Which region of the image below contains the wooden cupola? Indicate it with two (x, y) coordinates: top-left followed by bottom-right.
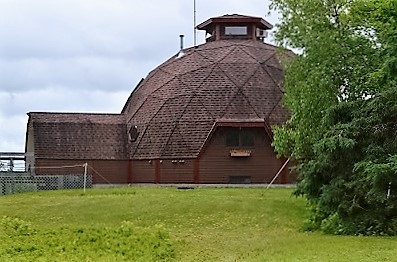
(196, 14), (273, 42)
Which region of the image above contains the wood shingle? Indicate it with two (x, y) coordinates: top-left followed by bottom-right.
(123, 39), (291, 159)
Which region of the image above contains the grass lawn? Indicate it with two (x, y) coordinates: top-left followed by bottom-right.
(0, 186), (396, 261)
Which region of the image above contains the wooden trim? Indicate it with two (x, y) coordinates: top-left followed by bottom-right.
(230, 149), (252, 157)
(279, 157), (288, 184)
(263, 120), (274, 142)
(127, 160), (133, 183)
(155, 159), (161, 184)
(194, 158), (200, 184)
(216, 122), (265, 128)
(215, 24), (221, 41)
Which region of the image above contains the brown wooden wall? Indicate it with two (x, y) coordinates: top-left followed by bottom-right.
(130, 160), (155, 183)
(198, 127), (289, 183)
(34, 159), (129, 184)
(131, 159), (195, 183)
(33, 128), (296, 184)
(158, 160), (194, 183)
(130, 127), (295, 184)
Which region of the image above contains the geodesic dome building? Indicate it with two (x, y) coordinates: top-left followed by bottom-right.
(26, 14), (294, 184)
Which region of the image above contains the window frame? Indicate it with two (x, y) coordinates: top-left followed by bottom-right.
(225, 127), (255, 148)
(224, 26), (248, 36)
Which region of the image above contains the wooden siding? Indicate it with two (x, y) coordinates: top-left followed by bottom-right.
(89, 160), (129, 184)
(32, 131), (296, 184)
(131, 159), (195, 183)
(131, 160), (156, 183)
(199, 127), (284, 183)
(34, 159), (129, 184)
(158, 160), (194, 183)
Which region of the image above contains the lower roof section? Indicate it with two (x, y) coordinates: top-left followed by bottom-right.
(27, 112), (128, 160)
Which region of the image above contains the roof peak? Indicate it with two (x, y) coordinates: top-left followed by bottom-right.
(215, 14), (262, 19)
(197, 13), (272, 29)
(196, 14), (272, 43)
(28, 112), (122, 116)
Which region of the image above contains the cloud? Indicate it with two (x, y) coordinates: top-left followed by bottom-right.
(0, 0), (191, 93)
(0, 56), (152, 92)
(0, 88), (129, 151)
(0, 0), (188, 59)
(0, 88), (129, 116)
(0, 112), (27, 151)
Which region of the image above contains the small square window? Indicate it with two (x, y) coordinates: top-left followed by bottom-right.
(226, 128), (239, 147)
(241, 131), (254, 147)
(225, 128), (254, 148)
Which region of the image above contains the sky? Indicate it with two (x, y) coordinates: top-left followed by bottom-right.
(0, 0), (279, 153)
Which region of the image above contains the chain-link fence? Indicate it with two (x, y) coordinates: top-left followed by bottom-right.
(0, 173), (92, 196)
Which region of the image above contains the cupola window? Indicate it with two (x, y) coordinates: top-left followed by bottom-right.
(224, 26), (247, 36)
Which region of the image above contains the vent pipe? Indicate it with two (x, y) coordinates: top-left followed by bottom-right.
(176, 34), (185, 58)
(179, 34), (184, 50)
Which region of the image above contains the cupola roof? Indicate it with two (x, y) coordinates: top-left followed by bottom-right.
(196, 14), (273, 31)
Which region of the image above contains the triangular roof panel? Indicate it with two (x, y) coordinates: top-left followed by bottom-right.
(122, 39), (291, 159)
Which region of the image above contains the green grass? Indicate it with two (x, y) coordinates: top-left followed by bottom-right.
(0, 187), (396, 261)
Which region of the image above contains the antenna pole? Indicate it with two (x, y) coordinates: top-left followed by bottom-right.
(193, 0), (197, 46)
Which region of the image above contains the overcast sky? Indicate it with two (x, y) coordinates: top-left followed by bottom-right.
(0, 0), (279, 152)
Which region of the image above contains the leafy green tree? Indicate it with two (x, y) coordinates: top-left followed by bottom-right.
(271, 0), (397, 235)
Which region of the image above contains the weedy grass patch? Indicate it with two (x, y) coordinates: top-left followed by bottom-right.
(0, 187), (396, 261)
(0, 216), (174, 262)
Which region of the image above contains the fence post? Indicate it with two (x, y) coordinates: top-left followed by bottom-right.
(83, 163), (88, 193)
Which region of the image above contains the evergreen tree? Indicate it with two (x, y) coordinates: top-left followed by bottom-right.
(271, 0), (397, 235)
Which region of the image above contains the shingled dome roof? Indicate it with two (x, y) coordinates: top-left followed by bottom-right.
(122, 38), (291, 160)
